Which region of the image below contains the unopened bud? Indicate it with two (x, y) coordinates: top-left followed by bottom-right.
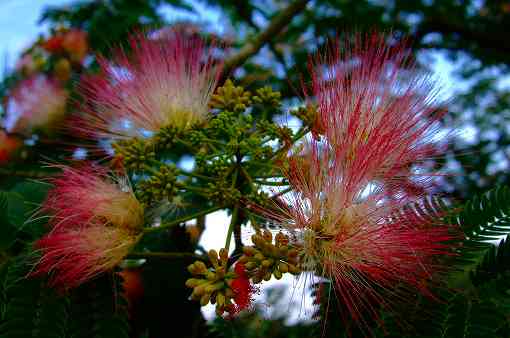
(263, 271), (272, 281)
(185, 278), (202, 288)
(261, 259), (274, 268)
(275, 232), (289, 246)
(216, 292), (225, 307)
(200, 293), (211, 306)
(219, 248), (228, 262)
(262, 229), (272, 242)
(242, 246), (258, 256)
(245, 261), (257, 270)
(278, 262), (289, 273)
(288, 264), (300, 274)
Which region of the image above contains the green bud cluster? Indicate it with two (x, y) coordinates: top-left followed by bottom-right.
(137, 164), (179, 205)
(188, 129), (207, 146)
(195, 155), (231, 177)
(185, 249), (239, 316)
(206, 179), (241, 205)
(239, 230), (300, 282)
(252, 86), (281, 108)
(210, 79), (252, 112)
(112, 138), (155, 171)
(152, 125), (179, 150)
(207, 111), (236, 137)
(245, 191), (272, 208)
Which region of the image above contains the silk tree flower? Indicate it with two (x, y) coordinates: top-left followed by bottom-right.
(3, 75), (68, 135)
(275, 140), (457, 330)
(33, 226), (140, 289)
(32, 164), (144, 289)
(75, 30), (222, 141)
(261, 34), (458, 329)
(308, 34), (446, 195)
(41, 164), (144, 232)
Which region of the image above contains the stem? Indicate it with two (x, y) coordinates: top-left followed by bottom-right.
(222, 0), (310, 77)
(178, 169), (214, 181)
(143, 205), (222, 234)
(0, 167), (52, 178)
(240, 166), (255, 186)
(225, 204), (239, 252)
(175, 137), (194, 149)
(255, 179), (289, 186)
(128, 252), (205, 260)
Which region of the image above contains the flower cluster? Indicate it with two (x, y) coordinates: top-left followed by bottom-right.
(75, 30), (222, 141)
(264, 33), (458, 328)
(186, 249), (257, 316)
(1, 27), (88, 137)
(3, 75), (68, 135)
(32, 164), (144, 289)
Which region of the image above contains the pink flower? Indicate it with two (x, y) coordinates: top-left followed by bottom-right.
(33, 226), (140, 289)
(42, 164), (144, 232)
(3, 75), (68, 135)
(279, 141), (457, 330)
(75, 30), (222, 141)
(32, 164), (144, 288)
(309, 34), (445, 192)
(265, 34), (458, 330)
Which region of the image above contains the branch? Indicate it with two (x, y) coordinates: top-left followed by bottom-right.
(0, 167), (52, 178)
(222, 0), (310, 77)
(128, 251), (205, 261)
(143, 205), (223, 234)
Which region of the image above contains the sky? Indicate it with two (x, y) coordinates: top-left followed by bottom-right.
(0, 0), (463, 324)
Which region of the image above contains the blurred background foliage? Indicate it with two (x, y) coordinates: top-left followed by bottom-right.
(0, 0), (510, 337)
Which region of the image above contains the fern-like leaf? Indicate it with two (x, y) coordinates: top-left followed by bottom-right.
(0, 255), (68, 338)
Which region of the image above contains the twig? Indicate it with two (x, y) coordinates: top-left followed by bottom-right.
(0, 167), (52, 178)
(222, 0), (310, 77)
(128, 251), (205, 261)
(143, 205), (223, 234)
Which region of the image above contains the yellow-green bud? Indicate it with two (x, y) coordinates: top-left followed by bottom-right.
(278, 262), (289, 273)
(262, 259), (274, 268)
(216, 292), (225, 307)
(200, 293), (211, 306)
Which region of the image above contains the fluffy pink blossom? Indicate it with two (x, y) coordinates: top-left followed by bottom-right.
(33, 226), (140, 289)
(41, 164), (144, 232)
(3, 75), (68, 135)
(309, 34), (446, 195)
(75, 30), (222, 141)
(265, 34), (458, 330)
(32, 164), (144, 288)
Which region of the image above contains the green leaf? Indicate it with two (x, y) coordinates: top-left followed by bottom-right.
(67, 274), (129, 338)
(0, 255), (69, 338)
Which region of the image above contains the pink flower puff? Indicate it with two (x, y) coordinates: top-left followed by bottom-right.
(32, 164), (144, 289)
(265, 33), (459, 330)
(3, 75), (68, 135)
(75, 30), (222, 141)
